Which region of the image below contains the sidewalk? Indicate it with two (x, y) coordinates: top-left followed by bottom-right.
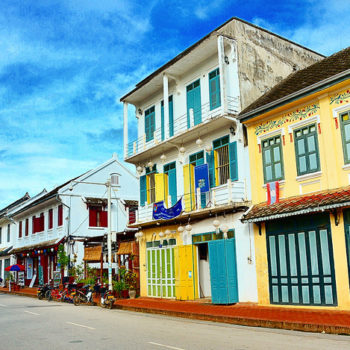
(2, 287), (350, 335)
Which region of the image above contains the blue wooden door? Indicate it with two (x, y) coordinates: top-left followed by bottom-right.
(208, 238), (239, 304)
(167, 168), (177, 206)
(187, 80), (201, 128)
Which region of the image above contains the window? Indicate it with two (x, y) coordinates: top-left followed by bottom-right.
(25, 219), (29, 236)
(7, 224), (10, 242)
(89, 206), (108, 227)
(340, 110), (350, 164)
(0, 227), (2, 243)
(32, 216), (35, 234)
(145, 106), (155, 142)
(294, 124), (320, 176)
(146, 165), (156, 204)
(213, 136), (230, 185)
(48, 209), (53, 229)
(209, 68), (221, 110)
(262, 136), (284, 183)
(58, 205), (63, 226)
(189, 151), (204, 164)
(19, 221), (22, 238)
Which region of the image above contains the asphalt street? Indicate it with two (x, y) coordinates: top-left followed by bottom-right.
(0, 293), (349, 350)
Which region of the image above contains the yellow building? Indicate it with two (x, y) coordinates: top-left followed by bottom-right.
(239, 47), (350, 309)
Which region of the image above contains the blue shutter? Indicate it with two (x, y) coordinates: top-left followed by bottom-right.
(206, 151), (215, 188)
(229, 141), (238, 181)
(209, 69), (221, 110)
(169, 97), (174, 137)
(140, 175), (147, 207)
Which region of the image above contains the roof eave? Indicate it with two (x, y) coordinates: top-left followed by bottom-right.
(239, 69), (350, 123)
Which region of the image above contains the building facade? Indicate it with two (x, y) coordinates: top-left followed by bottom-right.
(6, 155), (138, 286)
(240, 47), (350, 309)
(121, 18), (323, 303)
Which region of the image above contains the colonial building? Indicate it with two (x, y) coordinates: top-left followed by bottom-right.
(7, 155), (138, 286)
(121, 17), (323, 303)
(0, 193), (30, 285)
(239, 47), (350, 309)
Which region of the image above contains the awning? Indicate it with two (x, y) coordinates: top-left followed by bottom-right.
(10, 238), (62, 254)
(241, 186), (350, 223)
(84, 246), (102, 262)
(0, 246), (12, 257)
(117, 242), (132, 255)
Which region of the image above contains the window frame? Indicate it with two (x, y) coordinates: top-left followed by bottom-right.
(294, 123), (320, 176)
(262, 135), (284, 183)
(339, 110), (350, 164)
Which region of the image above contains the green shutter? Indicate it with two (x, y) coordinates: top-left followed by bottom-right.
(340, 111), (350, 164)
(169, 96), (174, 137)
(206, 151), (215, 188)
(145, 106), (155, 142)
(229, 141), (238, 181)
(140, 175), (147, 206)
(209, 68), (221, 110)
(161, 102), (165, 141)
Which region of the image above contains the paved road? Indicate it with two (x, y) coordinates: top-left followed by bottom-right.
(0, 294), (349, 350)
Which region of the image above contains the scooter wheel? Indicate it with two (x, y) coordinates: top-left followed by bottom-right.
(73, 295), (80, 306)
(38, 294), (43, 300)
(108, 300), (113, 309)
(45, 290), (52, 301)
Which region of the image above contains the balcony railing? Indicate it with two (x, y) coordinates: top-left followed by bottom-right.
(131, 179), (247, 225)
(127, 96), (240, 158)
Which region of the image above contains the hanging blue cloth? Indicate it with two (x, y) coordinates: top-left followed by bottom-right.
(153, 198), (183, 220)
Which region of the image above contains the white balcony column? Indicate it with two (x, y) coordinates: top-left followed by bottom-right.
(163, 73), (169, 139)
(217, 35), (228, 114)
(123, 102), (128, 159)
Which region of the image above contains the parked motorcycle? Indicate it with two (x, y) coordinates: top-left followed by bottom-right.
(73, 285), (94, 306)
(100, 287), (115, 309)
(37, 284), (51, 300)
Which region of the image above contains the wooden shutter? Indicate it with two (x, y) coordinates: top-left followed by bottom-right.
(140, 175), (147, 207)
(229, 141), (238, 181)
(32, 216), (36, 234)
(161, 102), (165, 141)
(206, 151), (216, 188)
(25, 219), (29, 236)
(89, 208), (97, 227)
(19, 221), (22, 238)
(155, 173), (165, 202)
(49, 209), (53, 229)
(58, 205), (63, 226)
(100, 210), (108, 228)
(169, 97), (174, 137)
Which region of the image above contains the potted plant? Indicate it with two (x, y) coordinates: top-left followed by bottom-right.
(113, 280), (126, 298)
(125, 271), (137, 299)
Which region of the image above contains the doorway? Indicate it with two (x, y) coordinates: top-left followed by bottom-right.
(198, 243), (211, 298)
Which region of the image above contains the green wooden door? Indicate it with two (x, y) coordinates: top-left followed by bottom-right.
(187, 80), (201, 128)
(266, 217), (337, 306)
(147, 246), (175, 298)
(342, 209), (350, 288)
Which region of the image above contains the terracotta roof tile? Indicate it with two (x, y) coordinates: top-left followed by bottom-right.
(242, 186), (350, 222)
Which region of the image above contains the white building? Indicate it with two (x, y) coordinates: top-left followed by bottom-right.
(0, 193), (30, 285)
(120, 18), (323, 303)
(7, 155), (138, 286)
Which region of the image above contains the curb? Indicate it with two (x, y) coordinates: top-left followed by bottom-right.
(113, 304), (350, 335)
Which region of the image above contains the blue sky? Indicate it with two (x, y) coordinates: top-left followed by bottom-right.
(1, 0), (349, 208)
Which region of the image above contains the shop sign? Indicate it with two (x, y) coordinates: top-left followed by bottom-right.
(18, 272), (25, 286)
(26, 258), (33, 280)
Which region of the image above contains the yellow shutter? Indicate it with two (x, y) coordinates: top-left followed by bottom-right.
(155, 173), (165, 202)
(183, 164), (195, 212)
(174, 245), (197, 300)
(214, 149), (219, 186)
(146, 175), (150, 204)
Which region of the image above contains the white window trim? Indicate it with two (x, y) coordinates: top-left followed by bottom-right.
(287, 115), (320, 134)
(332, 102), (350, 118)
(257, 128), (285, 145)
(296, 171), (322, 182)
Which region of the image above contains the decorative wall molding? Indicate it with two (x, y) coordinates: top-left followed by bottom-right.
(330, 89), (350, 105)
(254, 103), (320, 136)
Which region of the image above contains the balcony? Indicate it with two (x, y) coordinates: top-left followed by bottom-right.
(126, 96), (240, 160)
(132, 179), (247, 225)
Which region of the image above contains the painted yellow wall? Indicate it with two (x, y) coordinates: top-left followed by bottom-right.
(138, 225), (183, 297)
(244, 79), (350, 309)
